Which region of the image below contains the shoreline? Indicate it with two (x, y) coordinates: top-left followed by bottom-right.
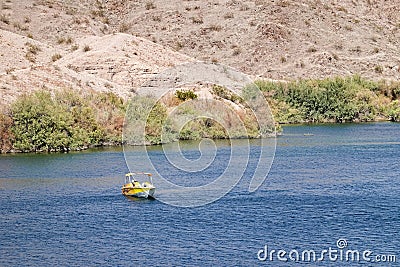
(1, 121), (397, 155)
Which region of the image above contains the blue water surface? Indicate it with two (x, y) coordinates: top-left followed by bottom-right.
(0, 123), (399, 266)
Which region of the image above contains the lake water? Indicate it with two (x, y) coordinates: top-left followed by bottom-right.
(0, 123), (399, 266)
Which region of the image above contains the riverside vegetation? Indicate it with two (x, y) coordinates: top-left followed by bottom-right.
(0, 76), (399, 153)
(0, 89), (125, 153)
(123, 84), (266, 146)
(257, 75), (400, 123)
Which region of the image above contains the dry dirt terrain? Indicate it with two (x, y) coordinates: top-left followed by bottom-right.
(0, 0), (399, 105)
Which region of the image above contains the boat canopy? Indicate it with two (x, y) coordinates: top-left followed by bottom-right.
(124, 172), (153, 185)
(125, 172), (152, 177)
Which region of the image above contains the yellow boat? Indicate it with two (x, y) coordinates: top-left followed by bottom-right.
(121, 172), (156, 199)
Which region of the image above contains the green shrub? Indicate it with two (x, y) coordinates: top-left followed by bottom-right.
(0, 14), (9, 24)
(10, 89), (105, 152)
(175, 89), (198, 101)
(374, 65), (383, 73)
(89, 92), (125, 143)
(178, 118), (227, 140)
(145, 101), (169, 144)
(145, 1), (156, 10)
(83, 45), (91, 52)
(0, 111), (13, 153)
(212, 84), (241, 103)
(119, 22), (131, 33)
(387, 100), (400, 121)
(25, 42), (41, 55)
(124, 96), (174, 145)
(51, 53), (62, 62)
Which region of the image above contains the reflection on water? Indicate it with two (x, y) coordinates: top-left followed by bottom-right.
(0, 122), (399, 266)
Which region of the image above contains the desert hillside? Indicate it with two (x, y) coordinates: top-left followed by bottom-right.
(1, 0), (399, 105)
(0, 0), (194, 104)
(110, 0), (400, 80)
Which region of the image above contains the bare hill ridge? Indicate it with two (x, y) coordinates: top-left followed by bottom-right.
(0, 29), (190, 104)
(0, 0), (399, 105)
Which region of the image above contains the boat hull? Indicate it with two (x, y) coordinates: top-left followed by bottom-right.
(122, 185), (155, 198)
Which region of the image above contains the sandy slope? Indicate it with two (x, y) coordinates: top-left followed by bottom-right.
(0, 29), (190, 104)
